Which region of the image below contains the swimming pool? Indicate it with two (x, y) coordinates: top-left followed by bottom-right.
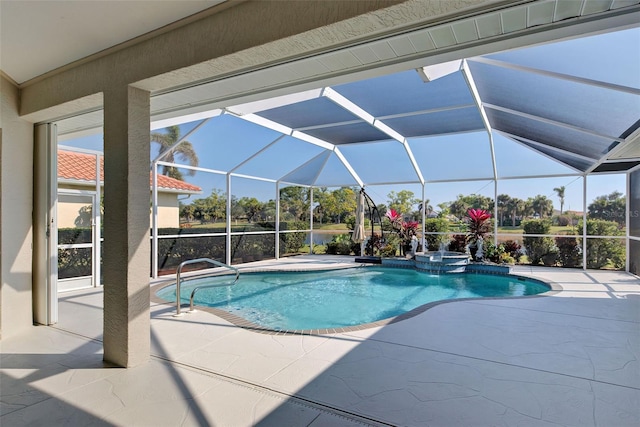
(156, 267), (550, 332)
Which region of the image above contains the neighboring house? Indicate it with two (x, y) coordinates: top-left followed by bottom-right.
(57, 150), (201, 228)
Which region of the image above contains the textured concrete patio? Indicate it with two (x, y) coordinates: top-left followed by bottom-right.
(2, 256), (639, 426)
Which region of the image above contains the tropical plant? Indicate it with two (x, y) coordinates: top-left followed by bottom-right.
(151, 125), (199, 181)
(385, 208), (402, 225)
(364, 232), (384, 256)
(522, 199), (535, 218)
(380, 233), (401, 257)
(553, 186), (566, 215)
(416, 199), (433, 219)
(448, 234), (467, 253)
(385, 208), (418, 249)
(465, 208), (492, 245)
(484, 241), (506, 264)
(497, 194), (510, 226)
(506, 197), (525, 226)
(465, 208), (492, 261)
(529, 195), (554, 218)
(502, 240), (522, 262)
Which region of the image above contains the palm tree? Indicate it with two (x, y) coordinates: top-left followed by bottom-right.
(506, 197), (525, 227)
(553, 186), (566, 215)
(151, 125), (199, 181)
(531, 195), (554, 218)
(497, 194), (511, 227)
(417, 199), (433, 218)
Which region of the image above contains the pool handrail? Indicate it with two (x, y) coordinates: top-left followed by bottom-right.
(174, 258), (239, 316)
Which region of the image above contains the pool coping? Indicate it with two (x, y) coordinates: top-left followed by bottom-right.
(150, 263), (563, 336)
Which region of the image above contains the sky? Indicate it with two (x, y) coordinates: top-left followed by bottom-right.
(60, 27), (638, 214)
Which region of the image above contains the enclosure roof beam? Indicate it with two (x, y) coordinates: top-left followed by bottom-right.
(322, 87), (424, 185)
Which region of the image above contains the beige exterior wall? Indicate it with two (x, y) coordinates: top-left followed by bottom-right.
(57, 184), (184, 229)
(57, 193), (93, 228)
(0, 75), (34, 339)
(157, 192), (179, 229)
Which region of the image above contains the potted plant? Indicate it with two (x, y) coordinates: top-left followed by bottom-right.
(466, 208), (491, 261)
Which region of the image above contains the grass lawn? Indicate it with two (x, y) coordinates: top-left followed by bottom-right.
(182, 221), (580, 237)
(497, 225), (577, 235)
(313, 223), (349, 231)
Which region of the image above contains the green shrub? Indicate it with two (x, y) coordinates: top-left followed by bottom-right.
(484, 241), (506, 263)
(522, 219), (555, 265)
(58, 247), (92, 279)
(502, 240), (522, 262)
(326, 233), (354, 255)
(448, 234), (467, 253)
(380, 234), (401, 257)
(555, 236), (581, 268)
(555, 215), (571, 227)
(364, 233), (383, 256)
(59, 223), (307, 276)
(58, 228), (93, 279)
(278, 221), (307, 255)
(577, 219), (625, 269)
(502, 255), (516, 264)
(311, 244), (327, 254)
(542, 250), (558, 266)
(58, 228), (92, 244)
(424, 218), (449, 251)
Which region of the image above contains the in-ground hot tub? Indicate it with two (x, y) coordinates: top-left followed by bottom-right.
(380, 251), (470, 273)
(415, 251), (470, 273)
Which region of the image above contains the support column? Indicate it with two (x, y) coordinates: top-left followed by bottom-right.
(103, 86), (151, 367)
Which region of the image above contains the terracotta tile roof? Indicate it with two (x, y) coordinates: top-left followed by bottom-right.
(58, 150), (201, 193)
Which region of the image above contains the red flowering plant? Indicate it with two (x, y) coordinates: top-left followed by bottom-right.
(385, 209), (419, 247)
(466, 208), (492, 246)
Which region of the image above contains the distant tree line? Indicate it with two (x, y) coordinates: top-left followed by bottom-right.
(180, 186), (627, 230)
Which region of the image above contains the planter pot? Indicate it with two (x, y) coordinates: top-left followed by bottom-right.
(469, 245), (479, 261)
(542, 253), (558, 266)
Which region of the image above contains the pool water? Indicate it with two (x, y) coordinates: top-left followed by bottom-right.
(156, 267), (549, 331)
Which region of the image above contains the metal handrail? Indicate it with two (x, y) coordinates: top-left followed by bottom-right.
(174, 258), (239, 316)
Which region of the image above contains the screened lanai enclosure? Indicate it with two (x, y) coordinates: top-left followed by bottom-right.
(56, 27), (640, 284)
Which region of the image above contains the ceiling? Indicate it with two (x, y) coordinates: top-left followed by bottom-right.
(0, 0), (224, 84)
(4, 0), (639, 186)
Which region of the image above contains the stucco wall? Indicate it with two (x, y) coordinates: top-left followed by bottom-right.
(57, 193), (93, 228)
(57, 185), (182, 228)
(157, 192), (179, 228)
(0, 75), (34, 339)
